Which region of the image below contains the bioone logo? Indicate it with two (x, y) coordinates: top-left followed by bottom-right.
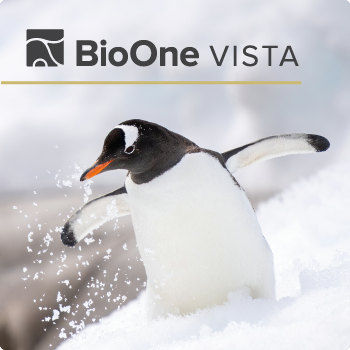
(26, 29), (64, 67)
(25, 29), (299, 68)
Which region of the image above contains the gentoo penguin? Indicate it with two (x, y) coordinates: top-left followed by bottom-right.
(61, 120), (329, 318)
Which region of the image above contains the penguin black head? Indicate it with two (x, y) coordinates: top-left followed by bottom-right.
(80, 119), (197, 183)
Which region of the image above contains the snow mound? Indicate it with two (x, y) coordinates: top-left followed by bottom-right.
(57, 162), (350, 350)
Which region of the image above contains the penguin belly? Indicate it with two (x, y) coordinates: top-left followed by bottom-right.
(125, 152), (275, 318)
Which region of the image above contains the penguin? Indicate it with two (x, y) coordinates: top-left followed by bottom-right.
(61, 119), (330, 318)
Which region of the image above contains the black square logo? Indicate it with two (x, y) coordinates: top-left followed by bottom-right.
(26, 29), (64, 67)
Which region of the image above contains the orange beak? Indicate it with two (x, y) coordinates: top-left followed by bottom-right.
(80, 160), (114, 181)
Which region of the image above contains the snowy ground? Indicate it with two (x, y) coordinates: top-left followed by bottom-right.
(56, 161), (350, 350)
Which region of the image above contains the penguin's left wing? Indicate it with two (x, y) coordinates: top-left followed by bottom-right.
(222, 134), (330, 174)
(61, 186), (130, 247)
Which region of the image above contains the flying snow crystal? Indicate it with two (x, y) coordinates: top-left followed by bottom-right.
(62, 180), (72, 187)
(43, 233), (53, 247)
(33, 202), (37, 206)
(83, 299), (95, 316)
(23, 267), (27, 272)
(84, 237), (95, 245)
(71, 163), (82, 182)
(103, 249), (112, 260)
(83, 180), (93, 203)
(33, 272), (39, 280)
(83, 299), (93, 308)
(13, 206), (17, 209)
(69, 320), (85, 332)
(57, 291), (63, 302)
(52, 309), (60, 321)
(122, 243), (128, 251)
(27, 246), (32, 252)
(59, 328), (67, 339)
(59, 305), (71, 313)
(28, 232), (34, 242)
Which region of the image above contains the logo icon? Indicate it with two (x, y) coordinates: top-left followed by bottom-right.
(26, 29), (64, 67)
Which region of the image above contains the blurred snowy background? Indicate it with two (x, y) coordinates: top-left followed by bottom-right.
(0, 0), (350, 349)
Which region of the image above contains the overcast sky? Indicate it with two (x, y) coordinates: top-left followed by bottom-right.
(0, 0), (349, 197)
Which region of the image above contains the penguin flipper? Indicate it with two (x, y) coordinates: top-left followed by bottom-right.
(222, 134), (330, 173)
(61, 186), (130, 247)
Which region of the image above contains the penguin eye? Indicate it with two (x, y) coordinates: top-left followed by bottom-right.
(125, 145), (135, 154)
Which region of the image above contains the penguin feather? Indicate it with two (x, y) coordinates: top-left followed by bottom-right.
(222, 133), (330, 173)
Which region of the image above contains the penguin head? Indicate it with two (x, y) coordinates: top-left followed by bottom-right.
(80, 119), (193, 181)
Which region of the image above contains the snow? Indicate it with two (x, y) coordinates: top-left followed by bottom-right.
(57, 292), (63, 303)
(56, 161), (350, 350)
(52, 310), (60, 322)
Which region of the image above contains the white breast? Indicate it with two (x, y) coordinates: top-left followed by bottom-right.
(125, 152), (275, 318)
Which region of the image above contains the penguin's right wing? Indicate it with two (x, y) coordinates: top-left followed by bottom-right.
(222, 134), (330, 174)
(61, 186), (130, 247)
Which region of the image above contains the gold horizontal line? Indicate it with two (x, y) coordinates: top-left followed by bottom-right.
(1, 81), (301, 85)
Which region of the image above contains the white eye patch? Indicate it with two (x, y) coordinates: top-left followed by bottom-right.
(115, 125), (139, 151)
